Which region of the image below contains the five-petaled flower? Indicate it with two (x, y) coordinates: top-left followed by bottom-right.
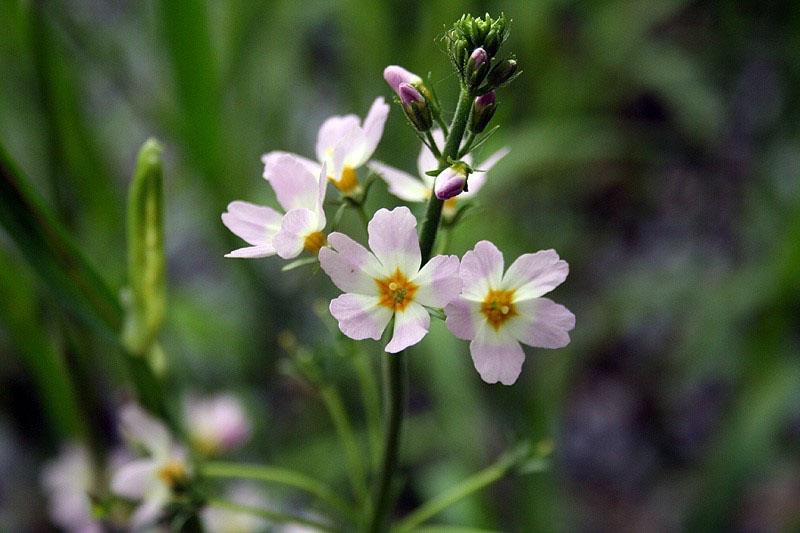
(111, 404), (190, 529)
(262, 97), (389, 195)
(445, 241), (575, 385)
(222, 155), (328, 259)
(319, 206), (461, 353)
(368, 129), (509, 219)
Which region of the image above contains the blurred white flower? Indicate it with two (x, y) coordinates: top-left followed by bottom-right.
(110, 404), (190, 530)
(201, 483), (271, 533)
(184, 393), (251, 456)
(40, 443), (102, 533)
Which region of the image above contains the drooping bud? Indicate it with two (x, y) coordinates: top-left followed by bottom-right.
(487, 59), (518, 88)
(399, 83), (432, 132)
(435, 161), (472, 200)
(470, 91), (497, 133)
(465, 47), (489, 88)
(383, 65), (422, 97)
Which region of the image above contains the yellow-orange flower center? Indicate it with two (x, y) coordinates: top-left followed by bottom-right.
(375, 269), (418, 311)
(442, 197), (458, 217)
(480, 289), (517, 330)
(303, 231), (326, 253)
(329, 166), (359, 193)
(157, 460), (188, 489)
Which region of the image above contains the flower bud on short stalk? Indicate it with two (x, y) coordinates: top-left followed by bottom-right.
(399, 82), (432, 132)
(435, 161), (472, 200)
(383, 65), (423, 97)
(470, 91), (497, 133)
(466, 47), (489, 89)
(487, 59), (518, 88)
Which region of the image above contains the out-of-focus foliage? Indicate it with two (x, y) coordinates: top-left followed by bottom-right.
(1, 0), (799, 530)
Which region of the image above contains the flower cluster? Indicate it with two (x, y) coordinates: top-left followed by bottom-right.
(222, 60), (574, 385)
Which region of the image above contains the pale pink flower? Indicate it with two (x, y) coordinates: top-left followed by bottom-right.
(222, 156), (328, 259)
(319, 206), (461, 353)
(262, 98), (389, 195)
(368, 129), (509, 218)
(445, 241), (575, 385)
(110, 404), (190, 530)
(184, 393), (250, 456)
(201, 483), (271, 532)
(40, 443), (102, 533)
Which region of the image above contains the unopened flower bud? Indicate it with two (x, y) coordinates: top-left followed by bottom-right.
(466, 47), (489, 88)
(435, 162), (471, 200)
(383, 65), (422, 97)
(470, 91), (497, 133)
(399, 83), (432, 132)
(487, 59), (518, 88)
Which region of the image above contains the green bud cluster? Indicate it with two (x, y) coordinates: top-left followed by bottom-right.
(444, 13), (510, 84)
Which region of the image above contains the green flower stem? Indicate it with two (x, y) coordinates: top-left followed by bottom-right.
(201, 461), (356, 521)
(319, 384), (370, 505)
(206, 497), (335, 532)
(353, 350), (383, 471)
(368, 350), (407, 532)
(394, 445), (530, 532)
(368, 84), (476, 533)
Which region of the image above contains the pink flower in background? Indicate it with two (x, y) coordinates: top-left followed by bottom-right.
(445, 241), (575, 385)
(40, 444), (102, 533)
(111, 404), (190, 529)
(201, 483), (271, 532)
(184, 394), (251, 456)
(368, 129), (509, 217)
(262, 97), (389, 194)
(319, 206), (461, 353)
(222, 157), (328, 259)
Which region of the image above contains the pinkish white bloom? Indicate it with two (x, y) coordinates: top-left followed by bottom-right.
(262, 98), (389, 195)
(222, 156), (328, 259)
(111, 404), (190, 529)
(319, 206), (461, 353)
(184, 393), (250, 456)
(383, 65), (423, 97)
(368, 129), (509, 218)
(40, 443), (102, 533)
(201, 483), (271, 532)
(445, 241), (575, 385)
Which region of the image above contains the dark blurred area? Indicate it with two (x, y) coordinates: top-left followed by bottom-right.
(1, 0), (800, 531)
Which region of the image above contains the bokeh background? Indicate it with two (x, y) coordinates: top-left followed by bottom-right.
(2, 0), (800, 531)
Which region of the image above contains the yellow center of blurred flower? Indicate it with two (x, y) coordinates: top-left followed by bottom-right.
(442, 197), (458, 217)
(481, 289), (517, 330)
(329, 166), (359, 193)
(376, 269), (418, 311)
(303, 231), (326, 253)
(157, 460), (188, 489)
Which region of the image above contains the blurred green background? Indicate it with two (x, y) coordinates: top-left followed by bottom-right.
(2, 0), (800, 530)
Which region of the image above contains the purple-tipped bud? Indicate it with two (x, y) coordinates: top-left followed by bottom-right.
(470, 90), (497, 133)
(487, 59), (518, 87)
(383, 65), (422, 97)
(435, 162), (471, 200)
(398, 82), (432, 132)
(466, 47), (489, 88)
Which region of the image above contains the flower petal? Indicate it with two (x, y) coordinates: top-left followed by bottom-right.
(367, 206), (421, 275)
(502, 249), (568, 300)
(266, 154), (321, 212)
(110, 459), (156, 499)
(444, 297), (481, 340)
(129, 491), (168, 530)
(368, 161), (430, 202)
(461, 147), (510, 199)
(119, 404), (171, 456)
(319, 232), (382, 294)
(273, 208), (320, 259)
(413, 254), (461, 308)
(459, 240), (504, 301)
(358, 97), (390, 165)
(507, 297), (575, 349)
(262, 151), (321, 178)
(385, 301), (430, 353)
(225, 244), (275, 258)
(221, 201), (282, 245)
(316, 115), (360, 164)
(330, 294), (393, 341)
(416, 129), (445, 186)
(469, 324), (525, 385)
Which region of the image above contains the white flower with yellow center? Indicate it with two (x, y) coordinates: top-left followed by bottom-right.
(368, 129), (509, 218)
(111, 404), (190, 529)
(319, 206), (462, 353)
(445, 240), (575, 385)
(262, 97), (389, 195)
(222, 155), (328, 259)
